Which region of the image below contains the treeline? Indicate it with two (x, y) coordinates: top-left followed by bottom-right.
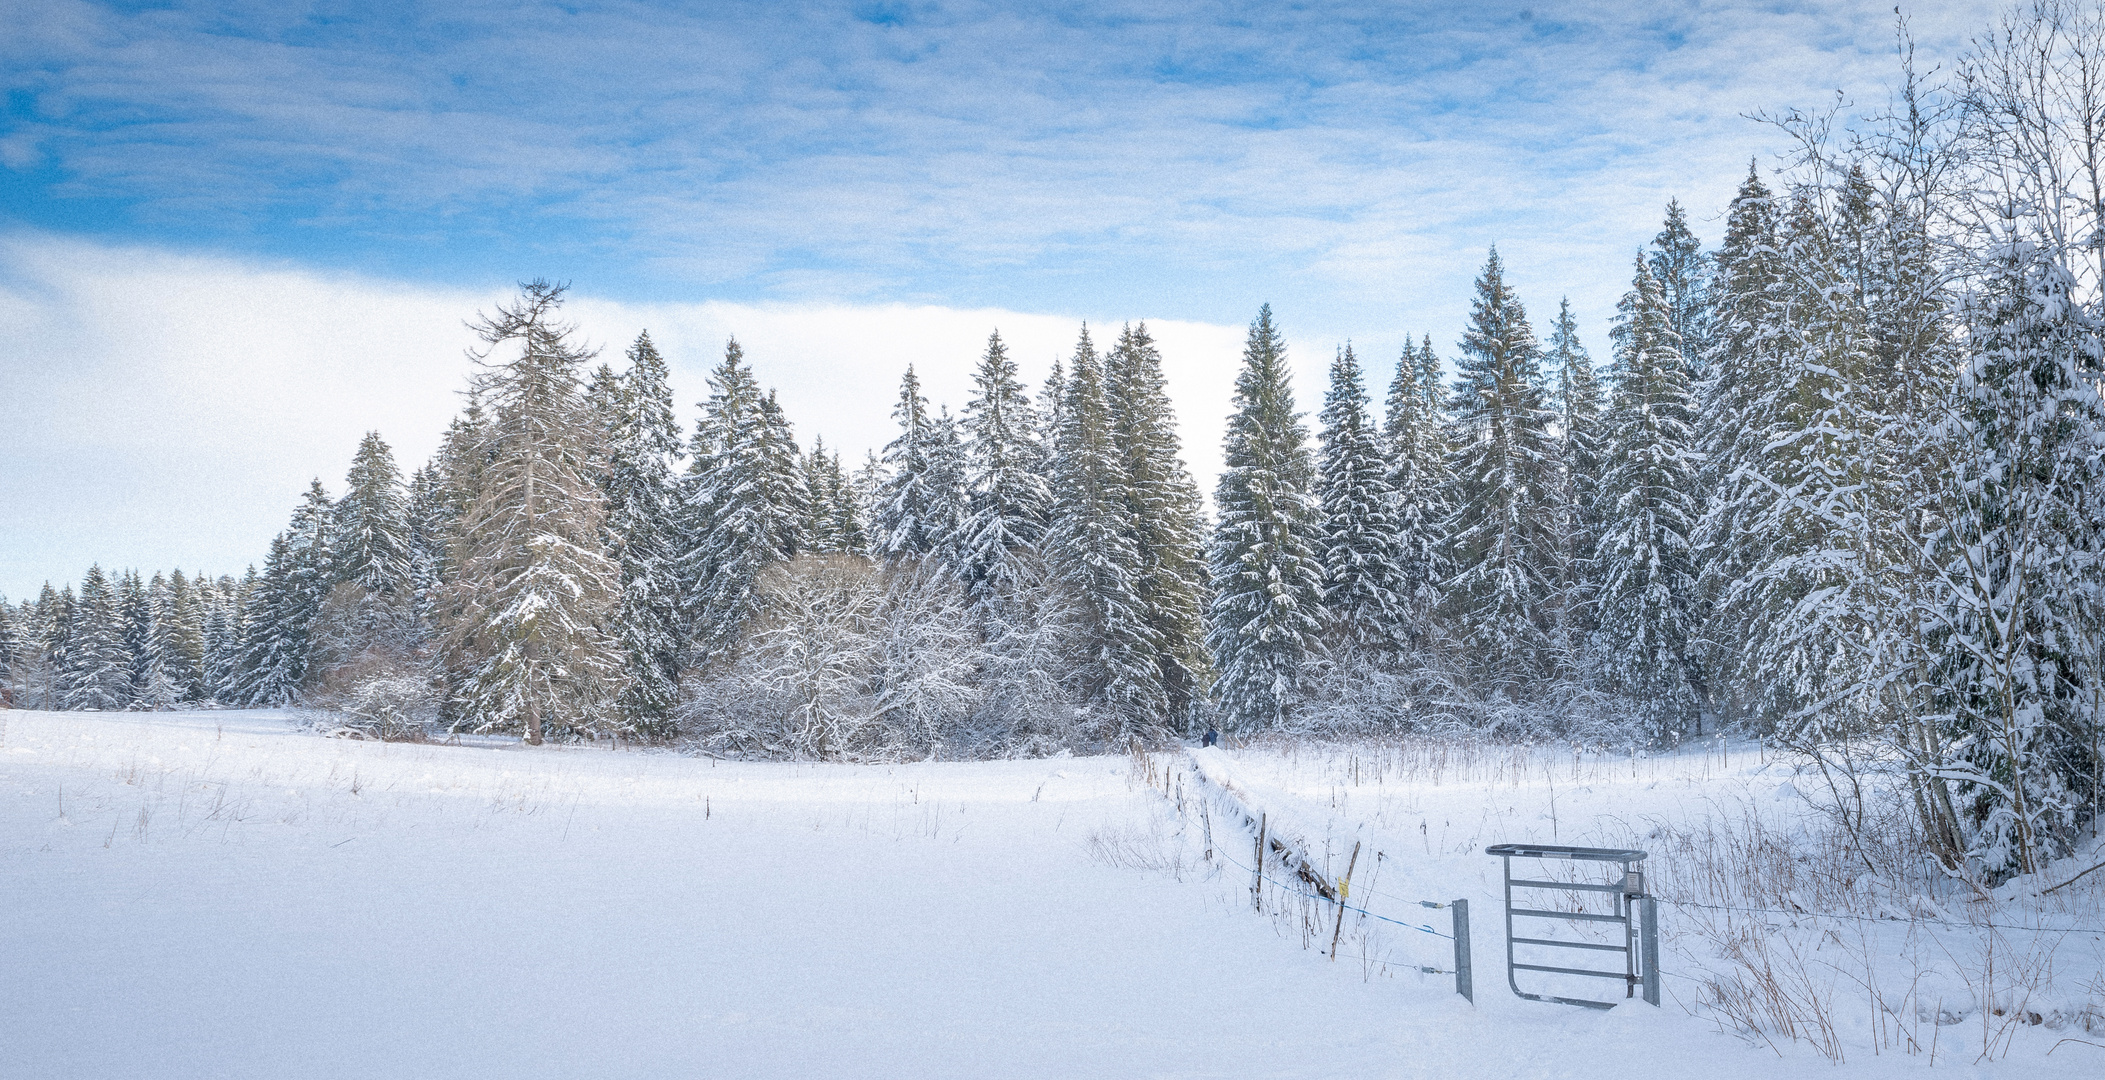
(5, 0), (2103, 880)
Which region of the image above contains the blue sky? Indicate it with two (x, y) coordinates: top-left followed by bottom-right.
(1, 0), (1999, 597)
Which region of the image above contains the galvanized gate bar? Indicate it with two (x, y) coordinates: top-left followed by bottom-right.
(1485, 843), (1660, 1010)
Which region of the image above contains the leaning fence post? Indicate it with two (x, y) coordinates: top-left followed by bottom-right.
(1253, 813), (1267, 913)
(1639, 896), (1660, 1006)
(1451, 899), (1472, 1002)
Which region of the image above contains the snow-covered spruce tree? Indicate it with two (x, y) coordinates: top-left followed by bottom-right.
(800, 438), (843, 555)
(201, 577), (241, 704)
(829, 448), (870, 556)
(118, 570), (151, 702)
(922, 407), (971, 572)
(234, 535), (306, 705)
(957, 330), (1052, 609)
(873, 366), (946, 559)
(62, 565), (130, 711)
(1548, 298), (1608, 656)
(1591, 257), (1704, 737)
(331, 432), (414, 598)
(1710, 192), (1894, 748)
(1693, 162), (1785, 723)
(677, 339), (805, 673)
(1038, 356), (1067, 459)
(1442, 250), (1563, 701)
(1384, 335), (1452, 644)
(1314, 343), (1406, 657)
(137, 573), (185, 711)
(160, 568), (207, 702)
(1050, 325), (1164, 737)
(1207, 305), (1324, 732)
(1107, 322), (1212, 727)
(1649, 199), (1714, 375)
(446, 281), (624, 744)
(0, 596), (15, 706)
(29, 585), (73, 709)
(230, 482), (334, 705)
(590, 332), (686, 735)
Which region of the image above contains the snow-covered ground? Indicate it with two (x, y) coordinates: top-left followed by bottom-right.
(1, 708), (2099, 1078)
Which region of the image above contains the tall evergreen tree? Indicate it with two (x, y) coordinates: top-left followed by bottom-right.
(1050, 325), (1163, 734)
(597, 331), (686, 734)
(1593, 257), (1704, 735)
(1694, 163), (1784, 709)
(235, 535), (308, 705)
(1315, 343), (1406, 655)
(1549, 298), (1609, 648)
(62, 565), (130, 710)
(331, 432), (414, 597)
(201, 577), (241, 704)
(678, 338), (805, 671)
(0, 596), (15, 705)
(958, 330), (1053, 608)
(447, 281), (624, 744)
(118, 569), (152, 701)
(1107, 322), (1212, 723)
(923, 407), (969, 570)
(801, 437), (845, 555)
(160, 568), (206, 701)
(1650, 198), (1713, 374)
(1385, 336), (1452, 641)
(1443, 249), (1563, 697)
(1207, 305), (1324, 730)
(874, 366), (944, 558)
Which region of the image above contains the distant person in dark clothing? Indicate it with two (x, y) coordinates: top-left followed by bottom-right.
(1202, 727), (1218, 747)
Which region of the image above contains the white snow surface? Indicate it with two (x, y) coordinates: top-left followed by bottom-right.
(2, 708), (2099, 1078)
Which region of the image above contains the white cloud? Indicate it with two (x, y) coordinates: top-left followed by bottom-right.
(0, 234), (1294, 599)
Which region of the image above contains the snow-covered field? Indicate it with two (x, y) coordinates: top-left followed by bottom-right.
(2, 708), (2100, 1078)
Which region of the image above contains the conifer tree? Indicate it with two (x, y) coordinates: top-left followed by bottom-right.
(1315, 343), (1406, 655)
(1107, 322), (1212, 723)
(234, 535), (308, 705)
(874, 367), (948, 559)
(201, 578), (241, 703)
(678, 338), (805, 671)
(1593, 257), (1703, 735)
(958, 330), (1053, 608)
(331, 432), (414, 597)
(62, 565), (131, 710)
(1038, 357), (1067, 457)
(1050, 325), (1162, 734)
(1549, 298), (1609, 647)
(1385, 336), (1452, 640)
(161, 568), (207, 701)
(1207, 305), (1324, 730)
(0, 596), (15, 705)
(1443, 249), (1562, 697)
(829, 450), (869, 556)
(447, 281), (624, 743)
(119, 569), (152, 700)
(1693, 164), (1784, 701)
(33, 585), (73, 709)
(595, 331), (686, 734)
(801, 437), (845, 555)
(1650, 198), (1713, 374)
(923, 407), (969, 569)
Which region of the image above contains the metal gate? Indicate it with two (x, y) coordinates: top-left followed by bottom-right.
(1485, 843), (1660, 1009)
